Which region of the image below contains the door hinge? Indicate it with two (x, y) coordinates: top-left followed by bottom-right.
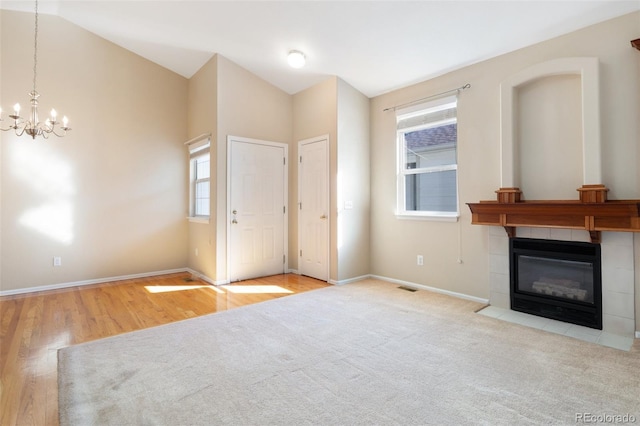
(299, 156), (302, 163)
(283, 206), (286, 214)
(299, 202), (302, 210)
(283, 157), (286, 165)
(300, 249), (302, 257)
(283, 254), (286, 264)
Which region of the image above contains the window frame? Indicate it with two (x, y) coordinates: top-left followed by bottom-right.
(396, 96), (460, 221)
(191, 152), (210, 219)
(185, 134), (211, 223)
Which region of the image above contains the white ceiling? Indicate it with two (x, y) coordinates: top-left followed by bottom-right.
(2, 1), (639, 97)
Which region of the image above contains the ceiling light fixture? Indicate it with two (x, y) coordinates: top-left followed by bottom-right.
(1, 0), (71, 139)
(287, 50), (306, 69)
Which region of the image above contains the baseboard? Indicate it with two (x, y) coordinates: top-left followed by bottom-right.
(184, 268), (228, 286)
(369, 274), (490, 304)
(0, 269), (489, 306)
(329, 274), (371, 286)
(0, 268), (190, 297)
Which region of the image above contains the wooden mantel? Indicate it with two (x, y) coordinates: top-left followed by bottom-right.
(467, 185), (640, 243)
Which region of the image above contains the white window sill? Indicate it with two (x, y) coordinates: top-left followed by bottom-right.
(395, 213), (459, 222)
(187, 216), (210, 224)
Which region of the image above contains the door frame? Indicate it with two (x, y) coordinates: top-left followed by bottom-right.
(297, 135), (330, 281)
(226, 135), (289, 282)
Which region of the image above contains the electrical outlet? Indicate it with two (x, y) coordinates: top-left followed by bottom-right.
(53, 256), (62, 267)
(417, 255), (424, 266)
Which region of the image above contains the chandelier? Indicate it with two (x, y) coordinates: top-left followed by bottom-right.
(0, 0), (71, 139)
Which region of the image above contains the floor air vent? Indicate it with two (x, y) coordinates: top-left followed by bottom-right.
(398, 286), (418, 292)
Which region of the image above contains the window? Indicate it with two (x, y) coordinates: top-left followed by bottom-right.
(192, 153), (210, 216)
(186, 135), (211, 220)
(396, 96), (458, 219)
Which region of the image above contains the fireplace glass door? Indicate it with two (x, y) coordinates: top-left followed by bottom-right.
(517, 256), (594, 304)
(510, 238), (602, 329)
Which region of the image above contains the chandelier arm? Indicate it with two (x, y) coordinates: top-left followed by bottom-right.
(50, 128), (68, 138)
(14, 126), (28, 137)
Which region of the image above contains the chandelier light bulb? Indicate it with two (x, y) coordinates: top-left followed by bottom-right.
(287, 50), (306, 69)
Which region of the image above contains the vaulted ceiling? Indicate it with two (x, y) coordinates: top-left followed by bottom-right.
(2, 1), (638, 97)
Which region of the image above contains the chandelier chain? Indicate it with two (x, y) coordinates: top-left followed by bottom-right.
(32, 0), (39, 93)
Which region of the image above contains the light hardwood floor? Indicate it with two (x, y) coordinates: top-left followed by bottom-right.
(0, 272), (328, 426)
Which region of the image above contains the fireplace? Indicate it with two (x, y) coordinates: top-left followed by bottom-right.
(510, 237), (602, 329)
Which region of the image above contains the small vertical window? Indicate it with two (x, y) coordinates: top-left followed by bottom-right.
(193, 153), (210, 217)
(186, 135), (211, 220)
(396, 96), (458, 219)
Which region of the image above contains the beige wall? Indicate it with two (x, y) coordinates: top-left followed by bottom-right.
(0, 10), (4, 291)
(186, 57), (217, 280)
(336, 79), (370, 281)
(517, 75), (583, 199)
(292, 78), (338, 279)
(636, 37), (640, 333)
(215, 55), (293, 281)
(3, 8), (637, 336)
(186, 55), (293, 283)
(291, 77), (371, 282)
(0, 11), (189, 292)
(370, 12), (640, 308)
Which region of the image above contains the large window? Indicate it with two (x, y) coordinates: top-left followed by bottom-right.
(187, 135), (211, 220)
(396, 96), (458, 219)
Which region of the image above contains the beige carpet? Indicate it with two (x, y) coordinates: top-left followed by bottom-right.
(58, 279), (640, 425)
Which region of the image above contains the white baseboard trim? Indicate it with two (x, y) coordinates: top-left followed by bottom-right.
(0, 268), (190, 297)
(329, 274), (371, 286)
(0, 269), (490, 307)
(183, 268), (228, 286)
(369, 274), (490, 304)
(287, 269), (300, 275)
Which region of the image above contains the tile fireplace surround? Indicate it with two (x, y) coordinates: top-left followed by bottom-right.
(487, 226), (636, 343)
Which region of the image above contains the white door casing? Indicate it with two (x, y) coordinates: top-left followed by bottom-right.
(228, 136), (288, 282)
(298, 136), (329, 281)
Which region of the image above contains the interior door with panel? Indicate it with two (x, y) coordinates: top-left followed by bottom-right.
(229, 137), (287, 281)
(298, 136), (329, 281)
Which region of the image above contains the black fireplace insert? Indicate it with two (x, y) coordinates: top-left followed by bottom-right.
(510, 237), (602, 329)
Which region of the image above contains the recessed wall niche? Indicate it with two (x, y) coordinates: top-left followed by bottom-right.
(517, 74), (583, 199)
(500, 57), (601, 192)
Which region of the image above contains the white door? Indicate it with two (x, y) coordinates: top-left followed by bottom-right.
(298, 136), (329, 281)
(229, 137), (287, 281)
